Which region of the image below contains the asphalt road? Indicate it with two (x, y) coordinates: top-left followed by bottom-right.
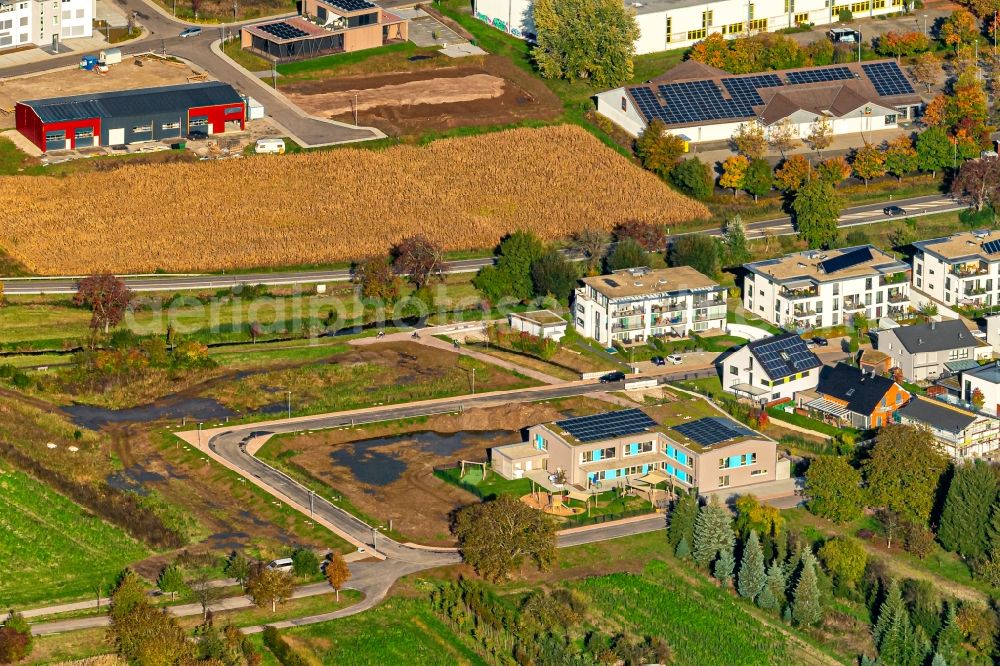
(0, 0), (380, 145)
(0, 194), (966, 294)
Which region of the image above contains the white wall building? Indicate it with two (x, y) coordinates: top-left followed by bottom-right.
(573, 266), (726, 345)
(721, 332), (822, 404)
(744, 245), (911, 331)
(896, 396), (1000, 459)
(473, 0), (904, 53)
(961, 361), (1000, 418)
(0, 0), (94, 50)
(594, 59), (922, 144)
(508, 310), (568, 341)
(912, 230), (1000, 309)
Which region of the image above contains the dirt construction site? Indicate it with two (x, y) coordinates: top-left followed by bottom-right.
(0, 54), (207, 129)
(280, 54), (563, 135)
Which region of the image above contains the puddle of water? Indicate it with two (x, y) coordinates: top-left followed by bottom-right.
(105, 465), (166, 495)
(330, 430), (516, 487)
(65, 397), (237, 430)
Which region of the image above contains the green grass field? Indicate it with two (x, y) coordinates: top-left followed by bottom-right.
(0, 465), (149, 606)
(256, 596), (488, 665)
(574, 560), (822, 666)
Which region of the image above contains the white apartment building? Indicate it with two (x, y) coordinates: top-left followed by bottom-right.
(913, 230), (1000, 309)
(473, 0), (903, 53)
(0, 0), (93, 50)
(744, 245), (911, 330)
(573, 266), (726, 345)
(722, 332), (822, 404)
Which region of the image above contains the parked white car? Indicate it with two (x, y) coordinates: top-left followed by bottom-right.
(666, 354), (683, 365)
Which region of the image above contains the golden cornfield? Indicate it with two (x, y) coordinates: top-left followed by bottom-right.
(0, 125), (709, 275)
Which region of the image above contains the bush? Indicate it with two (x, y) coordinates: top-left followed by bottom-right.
(262, 626), (309, 666)
(0, 612), (32, 664)
(486, 324), (559, 360)
(291, 548), (321, 578)
(669, 158), (714, 200)
(838, 8), (852, 20)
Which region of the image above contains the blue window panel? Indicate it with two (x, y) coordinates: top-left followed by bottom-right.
(677, 451), (687, 465)
(534, 434), (543, 449)
(730, 455), (742, 468)
(676, 470), (688, 482)
(666, 445), (674, 458)
(588, 473), (597, 484)
(593, 449), (602, 461)
(666, 464), (675, 475)
(642, 464), (650, 473)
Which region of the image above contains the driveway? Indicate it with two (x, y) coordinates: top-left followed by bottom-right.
(0, 0), (382, 146)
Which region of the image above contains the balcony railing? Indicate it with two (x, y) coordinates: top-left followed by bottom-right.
(888, 292), (908, 303)
(651, 302), (686, 313)
(780, 288), (818, 300)
(612, 308), (644, 318)
(880, 272), (909, 286)
(654, 315), (686, 326)
(964, 287), (988, 296)
(612, 321), (646, 332)
(693, 296), (726, 307)
(952, 264), (988, 277)
(843, 300), (865, 311)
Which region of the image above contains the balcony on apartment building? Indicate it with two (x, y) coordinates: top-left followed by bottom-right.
(843, 297), (866, 312)
(780, 284), (819, 300)
(952, 261), (989, 277)
(692, 292), (726, 308)
(887, 288), (908, 304)
(651, 300), (686, 314)
(879, 271), (909, 287)
(611, 306), (645, 318)
(653, 313), (686, 326)
(611, 318), (646, 332)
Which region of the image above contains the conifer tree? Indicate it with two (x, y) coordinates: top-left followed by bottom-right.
(874, 578), (927, 666)
(693, 496), (735, 569)
(938, 460), (997, 559)
(987, 503), (1000, 552)
(792, 551), (822, 626)
(668, 491), (699, 552)
(738, 530), (766, 601)
(714, 547), (735, 586)
(931, 653), (947, 666)
(675, 536), (691, 559)
(758, 561), (786, 610)
(934, 603), (962, 665)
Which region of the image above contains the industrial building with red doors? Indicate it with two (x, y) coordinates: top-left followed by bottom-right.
(15, 81), (246, 152)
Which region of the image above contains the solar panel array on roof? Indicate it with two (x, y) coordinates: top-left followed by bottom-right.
(820, 246), (873, 274)
(672, 417), (755, 447)
(324, 0), (375, 10)
(785, 66), (853, 85)
(722, 74), (783, 107)
(861, 61), (914, 96)
(983, 239), (1000, 255)
(257, 21), (308, 39)
(555, 409), (657, 443)
(751, 335), (822, 380)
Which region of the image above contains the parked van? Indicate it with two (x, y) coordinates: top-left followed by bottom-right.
(255, 138), (285, 155)
(265, 558), (294, 573)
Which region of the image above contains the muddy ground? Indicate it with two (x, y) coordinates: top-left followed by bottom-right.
(267, 398), (609, 546)
(281, 55), (563, 135)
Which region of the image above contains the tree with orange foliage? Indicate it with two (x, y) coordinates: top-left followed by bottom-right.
(852, 145), (887, 189)
(884, 136), (918, 182)
(817, 157), (851, 186)
(909, 52), (941, 93)
(774, 154), (816, 193)
(688, 33), (730, 69)
(719, 155), (750, 197)
(806, 116), (833, 155)
(940, 9), (979, 51)
(921, 95), (948, 128)
(876, 31), (930, 59)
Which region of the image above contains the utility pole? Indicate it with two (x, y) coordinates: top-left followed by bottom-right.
(198, 422), (203, 447)
(286, 390), (291, 419)
(471, 367), (475, 394)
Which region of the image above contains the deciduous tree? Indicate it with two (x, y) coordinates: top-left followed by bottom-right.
(793, 179), (841, 249)
(474, 231), (545, 303)
(744, 158), (774, 201)
(0, 612), (32, 665)
(324, 552), (351, 601)
(775, 154), (816, 192)
(938, 460), (997, 559)
(157, 563), (186, 601)
(669, 157), (714, 200)
(910, 52), (942, 92)
(247, 567), (295, 612)
(723, 214), (751, 266)
(635, 119), (686, 177)
(614, 220), (667, 251)
(852, 145), (887, 189)
(533, 0), (639, 87)
(817, 156), (851, 186)
(570, 229), (609, 274)
(531, 250), (579, 302)
(392, 234), (442, 289)
(719, 155), (750, 196)
(916, 127), (954, 177)
(107, 569), (192, 664)
(865, 424), (949, 525)
(818, 537), (868, 588)
(454, 494), (556, 582)
(805, 456), (864, 523)
(605, 237), (649, 272)
(74, 273), (133, 334)
(291, 548), (321, 578)
(951, 157), (1000, 211)
(732, 121), (768, 160)
(768, 118), (799, 157)
(807, 116), (834, 155)
(940, 9), (979, 51)
(354, 255), (399, 301)
(669, 235), (721, 278)
(884, 136), (919, 182)
(224, 550), (252, 590)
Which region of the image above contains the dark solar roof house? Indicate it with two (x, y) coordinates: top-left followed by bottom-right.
(241, 3), (407, 62)
(594, 59), (922, 145)
(721, 333), (823, 406)
(490, 408), (785, 496)
(15, 82), (245, 152)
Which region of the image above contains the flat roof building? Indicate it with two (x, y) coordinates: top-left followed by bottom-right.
(573, 266), (726, 344)
(15, 82), (246, 152)
(743, 245), (910, 330)
(913, 230), (1000, 308)
(595, 60), (922, 143)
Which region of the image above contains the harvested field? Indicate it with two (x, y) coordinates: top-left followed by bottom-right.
(0, 125), (709, 274)
(0, 56), (204, 129)
(281, 55), (564, 135)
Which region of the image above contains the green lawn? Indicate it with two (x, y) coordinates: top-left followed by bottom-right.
(0, 137), (34, 176)
(767, 405), (858, 439)
(434, 465), (532, 500)
(257, 596), (489, 666)
(222, 38), (273, 74)
(0, 465), (149, 607)
(276, 42), (440, 78)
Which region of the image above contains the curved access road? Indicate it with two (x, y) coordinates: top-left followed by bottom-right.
(0, 194), (963, 294)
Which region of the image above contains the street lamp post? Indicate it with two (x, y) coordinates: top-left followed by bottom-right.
(922, 14), (927, 37)
(286, 391), (291, 419)
(197, 422), (203, 447)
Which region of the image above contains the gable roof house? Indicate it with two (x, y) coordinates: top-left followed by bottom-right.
(896, 396), (1000, 459)
(796, 363), (910, 429)
(875, 319), (992, 382)
(721, 332), (822, 405)
(594, 60), (922, 144)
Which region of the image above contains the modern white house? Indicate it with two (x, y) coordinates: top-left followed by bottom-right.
(896, 396), (1000, 459)
(722, 332), (822, 404)
(572, 266), (726, 345)
(913, 230), (1000, 309)
(960, 361), (1000, 417)
(473, 0), (904, 53)
(0, 0), (95, 50)
(743, 245), (911, 331)
(594, 59), (922, 144)
(508, 310), (568, 341)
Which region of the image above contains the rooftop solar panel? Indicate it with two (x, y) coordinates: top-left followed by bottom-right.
(257, 21), (308, 39)
(785, 67), (853, 85)
(748, 334), (822, 380)
(324, 0), (376, 11)
(861, 61), (914, 97)
(984, 240), (1000, 255)
(820, 247), (873, 274)
(555, 409), (657, 443)
(672, 417), (755, 447)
